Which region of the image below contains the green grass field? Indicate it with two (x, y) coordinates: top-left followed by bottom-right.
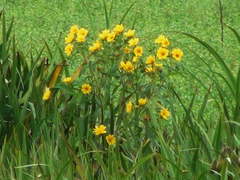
(0, 0), (240, 179)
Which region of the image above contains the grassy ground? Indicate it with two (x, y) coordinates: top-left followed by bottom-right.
(0, 0), (240, 179)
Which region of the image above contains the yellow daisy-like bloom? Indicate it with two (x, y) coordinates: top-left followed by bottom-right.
(132, 56), (139, 63)
(81, 83), (92, 94)
(160, 108), (171, 120)
(65, 33), (75, 44)
(113, 24), (124, 35)
(138, 98), (148, 106)
(125, 101), (133, 113)
(133, 46), (143, 57)
(89, 40), (102, 52)
(62, 77), (73, 84)
(106, 134), (116, 145)
(128, 38), (139, 47)
(155, 35), (170, 47)
(156, 47), (169, 60)
(161, 38), (170, 48)
(124, 29), (135, 38)
(171, 48), (184, 61)
(106, 32), (116, 42)
(70, 25), (79, 34)
(93, 124), (107, 136)
(78, 28), (88, 37)
(145, 66), (156, 73)
(145, 55), (156, 65)
(99, 29), (110, 40)
(123, 47), (131, 54)
(42, 87), (51, 101)
(65, 44), (74, 56)
(119, 61), (135, 73)
(76, 34), (86, 43)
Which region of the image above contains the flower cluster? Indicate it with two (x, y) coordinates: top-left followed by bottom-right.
(64, 25), (89, 56)
(93, 125), (116, 146)
(43, 24), (183, 149)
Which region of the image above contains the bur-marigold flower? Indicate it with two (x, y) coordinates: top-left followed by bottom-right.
(65, 44), (74, 56)
(160, 108), (171, 120)
(99, 29), (110, 40)
(81, 83), (92, 94)
(123, 47), (131, 54)
(42, 87), (51, 101)
(124, 29), (135, 38)
(65, 33), (75, 44)
(126, 101), (133, 113)
(113, 24), (124, 35)
(78, 28), (88, 37)
(124, 61), (135, 72)
(157, 47), (169, 60)
(119, 61), (135, 73)
(106, 134), (116, 145)
(93, 125), (107, 136)
(128, 38), (139, 47)
(62, 77), (73, 84)
(106, 32), (116, 42)
(132, 56), (139, 63)
(76, 34), (86, 43)
(89, 40), (102, 52)
(145, 55), (155, 65)
(138, 98), (148, 106)
(70, 25), (79, 34)
(155, 35), (170, 47)
(145, 66), (156, 73)
(171, 48), (183, 61)
(134, 46), (143, 57)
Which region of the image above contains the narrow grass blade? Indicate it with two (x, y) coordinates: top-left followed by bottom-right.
(180, 32), (236, 92)
(119, 1), (136, 24)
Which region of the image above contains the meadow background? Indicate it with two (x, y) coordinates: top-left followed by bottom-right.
(0, 0), (240, 179)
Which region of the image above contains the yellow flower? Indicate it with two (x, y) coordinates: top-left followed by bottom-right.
(160, 108), (171, 120)
(133, 46), (143, 57)
(93, 125), (107, 136)
(156, 47), (169, 60)
(65, 33), (75, 44)
(42, 87), (51, 101)
(123, 47), (131, 54)
(78, 28), (88, 37)
(62, 77), (73, 84)
(99, 29), (110, 40)
(124, 29), (135, 38)
(171, 48), (183, 61)
(65, 44), (74, 56)
(132, 56), (139, 63)
(128, 38), (139, 47)
(119, 61), (135, 73)
(81, 83), (92, 94)
(125, 101), (133, 113)
(145, 55), (155, 65)
(124, 61), (135, 73)
(138, 98), (148, 106)
(145, 66), (156, 73)
(89, 40), (102, 52)
(106, 32), (116, 42)
(155, 35), (170, 47)
(76, 34), (86, 43)
(70, 25), (79, 34)
(113, 24), (124, 35)
(106, 134), (116, 145)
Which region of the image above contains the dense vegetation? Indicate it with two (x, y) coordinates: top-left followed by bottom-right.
(0, 0), (240, 179)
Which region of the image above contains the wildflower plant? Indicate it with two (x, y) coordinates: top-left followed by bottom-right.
(54, 24), (184, 149)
